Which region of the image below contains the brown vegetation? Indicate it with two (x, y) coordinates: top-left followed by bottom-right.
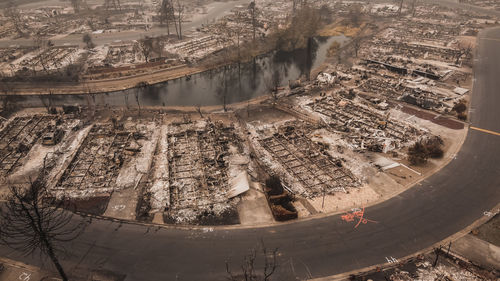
(408, 136), (444, 165)
(273, 6), (322, 51)
(327, 41), (341, 57)
(453, 99), (468, 120)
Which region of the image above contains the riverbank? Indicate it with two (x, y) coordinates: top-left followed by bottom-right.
(2, 63), (206, 96)
(1, 35), (349, 109)
(1, 25), (358, 97)
(0, 45), (299, 96)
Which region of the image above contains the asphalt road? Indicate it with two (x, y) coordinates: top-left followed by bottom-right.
(1, 6), (500, 281)
(0, 25), (498, 281)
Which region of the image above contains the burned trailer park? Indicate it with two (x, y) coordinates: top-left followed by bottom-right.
(0, 0), (492, 228)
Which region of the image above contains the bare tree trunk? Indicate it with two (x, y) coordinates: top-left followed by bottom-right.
(0, 179), (86, 281)
(173, 5), (179, 39)
(168, 0), (175, 36)
(135, 91), (141, 116)
(179, 19), (182, 40)
(195, 105), (203, 117)
(252, 15), (256, 42)
(39, 94), (50, 113)
(237, 34), (240, 62)
(223, 69), (227, 112)
(249, 2), (256, 42)
(44, 239), (68, 281)
(32, 191), (68, 281)
(173, 19), (179, 38)
(177, 1), (183, 40)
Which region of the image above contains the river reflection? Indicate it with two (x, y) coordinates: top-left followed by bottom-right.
(12, 35), (347, 108)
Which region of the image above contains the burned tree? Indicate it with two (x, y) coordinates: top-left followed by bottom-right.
(248, 2), (259, 42)
(39, 90), (56, 114)
(0, 180), (87, 281)
(408, 136), (444, 165)
(454, 44), (472, 65)
(226, 240), (278, 281)
(292, 6), (321, 49)
(104, 0), (121, 11)
(138, 37), (154, 62)
(68, 0), (83, 13)
(84, 84), (97, 120)
(266, 65), (282, 101)
(135, 82), (148, 116)
(161, 0), (184, 40)
(82, 33), (95, 49)
(273, 6), (321, 54)
(353, 36), (361, 58)
(452, 99), (467, 120)
(348, 4), (362, 26)
(4, 1), (26, 37)
(216, 66), (238, 112)
(0, 81), (15, 111)
(411, 0), (417, 16)
(291, 0), (301, 15)
(175, 0), (185, 40)
(33, 34), (45, 50)
(232, 11), (247, 62)
(159, 0), (175, 36)
(195, 105), (203, 118)
(318, 4), (332, 23)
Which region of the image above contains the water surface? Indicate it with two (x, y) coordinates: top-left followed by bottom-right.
(11, 35), (347, 108)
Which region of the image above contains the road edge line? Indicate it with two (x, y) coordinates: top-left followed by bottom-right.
(308, 202), (500, 281)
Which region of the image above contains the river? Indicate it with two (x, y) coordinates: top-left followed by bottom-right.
(10, 35), (347, 108)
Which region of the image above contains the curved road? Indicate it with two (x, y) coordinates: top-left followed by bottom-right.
(1, 11), (500, 281)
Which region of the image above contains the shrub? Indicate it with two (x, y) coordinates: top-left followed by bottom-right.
(457, 112), (467, 121)
(408, 141), (428, 165)
(408, 136), (444, 165)
(426, 136), (444, 158)
(453, 99), (467, 115)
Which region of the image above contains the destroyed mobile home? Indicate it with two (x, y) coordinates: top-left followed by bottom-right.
(0, 0), (485, 226)
(0, 92), (454, 225)
(250, 120), (359, 199)
(142, 118), (249, 224)
(0, 0), (272, 80)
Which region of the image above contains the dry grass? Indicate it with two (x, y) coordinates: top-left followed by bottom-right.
(317, 22), (365, 37)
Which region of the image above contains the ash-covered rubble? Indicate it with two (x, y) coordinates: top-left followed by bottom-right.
(250, 120), (359, 199)
(167, 4), (270, 62)
(50, 122), (155, 198)
(302, 90), (427, 153)
(143, 118), (249, 225)
(459, 0), (500, 11)
(0, 115), (64, 178)
(311, 6), (480, 116)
